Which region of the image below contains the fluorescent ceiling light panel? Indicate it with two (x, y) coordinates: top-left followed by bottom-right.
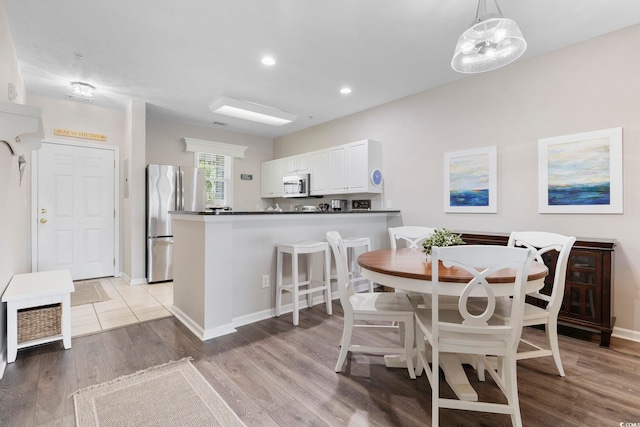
(208, 96), (297, 126)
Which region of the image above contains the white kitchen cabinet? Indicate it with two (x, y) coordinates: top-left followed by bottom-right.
(261, 159), (284, 198)
(309, 149), (329, 195)
(327, 140), (382, 194)
(284, 153), (310, 175)
(328, 145), (348, 194)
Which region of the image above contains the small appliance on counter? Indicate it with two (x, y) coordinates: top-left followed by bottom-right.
(330, 199), (348, 211)
(295, 205), (319, 212)
(351, 199), (371, 211)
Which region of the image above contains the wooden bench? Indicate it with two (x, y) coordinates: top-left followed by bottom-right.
(2, 270), (74, 363)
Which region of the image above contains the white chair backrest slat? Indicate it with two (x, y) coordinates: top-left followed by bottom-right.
(388, 226), (436, 249)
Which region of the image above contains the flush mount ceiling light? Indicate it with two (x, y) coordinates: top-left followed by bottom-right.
(208, 96), (297, 126)
(70, 81), (95, 97)
(261, 56), (276, 66)
(451, 0), (527, 73)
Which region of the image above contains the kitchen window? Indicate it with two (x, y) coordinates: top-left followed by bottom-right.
(183, 137), (248, 209)
(195, 152), (232, 207)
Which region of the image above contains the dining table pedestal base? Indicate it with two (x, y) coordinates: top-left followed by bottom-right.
(384, 352), (479, 401)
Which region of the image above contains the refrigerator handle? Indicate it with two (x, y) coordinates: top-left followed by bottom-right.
(176, 168), (183, 211)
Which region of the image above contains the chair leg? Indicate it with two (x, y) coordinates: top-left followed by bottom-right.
(306, 253), (314, 308)
(431, 346), (439, 427)
(415, 329), (425, 377)
(402, 319), (416, 379)
(477, 356), (486, 382)
(292, 253), (300, 326)
(324, 248), (333, 315)
(504, 355), (523, 427)
(275, 250), (283, 317)
(335, 313), (354, 372)
(546, 318), (565, 377)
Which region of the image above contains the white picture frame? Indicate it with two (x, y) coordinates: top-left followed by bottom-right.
(444, 146), (497, 213)
(538, 127), (623, 214)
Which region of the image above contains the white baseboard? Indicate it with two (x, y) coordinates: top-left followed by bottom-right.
(171, 305), (236, 341)
(120, 273), (147, 286)
(612, 326), (640, 343)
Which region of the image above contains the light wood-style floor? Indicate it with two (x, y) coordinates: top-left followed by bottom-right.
(1, 302), (639, 427)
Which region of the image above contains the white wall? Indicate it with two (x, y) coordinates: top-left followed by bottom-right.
(122, 100), (147, 283)
(0, 0), (29, 374)
(275, 24), (640, 336)
(146, 115), (274, 212)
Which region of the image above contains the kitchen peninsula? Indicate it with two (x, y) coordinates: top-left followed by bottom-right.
(170, 209), (401, 341)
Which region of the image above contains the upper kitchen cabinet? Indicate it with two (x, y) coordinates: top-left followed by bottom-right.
(309, 149), (329, 196)
(261, 159), (284, 198)
(284, 153), (310, 176)
(328, 140), (382, 194)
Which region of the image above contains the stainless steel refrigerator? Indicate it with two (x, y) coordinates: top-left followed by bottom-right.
(146, 164), (205, 283)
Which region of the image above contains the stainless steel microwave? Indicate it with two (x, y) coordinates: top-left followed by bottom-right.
(283, 174), (310, 198)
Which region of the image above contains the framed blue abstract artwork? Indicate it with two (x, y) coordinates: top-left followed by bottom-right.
(444, 146), (497, 213)
(538, 127), (623, 214)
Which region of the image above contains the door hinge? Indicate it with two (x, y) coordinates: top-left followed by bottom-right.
(113, 258), (115, 266)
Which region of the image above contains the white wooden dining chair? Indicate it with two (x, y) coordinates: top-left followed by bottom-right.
(414, 245), (536, 427)
(388, 226), (435, 249)
(490, 231), (576, 377)
(388, 226), (460, 310)
(327, 231), (416, 379)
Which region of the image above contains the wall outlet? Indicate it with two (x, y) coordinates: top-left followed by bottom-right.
(386, 199), (392, 209)
(261, 274), (269, 288)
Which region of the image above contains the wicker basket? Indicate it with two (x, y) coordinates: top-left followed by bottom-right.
(17, 304), (62, 343)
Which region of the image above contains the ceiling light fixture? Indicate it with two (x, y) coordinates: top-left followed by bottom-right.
(261, 56), (276, 66)
(208, 96), (297, 126)
(340, 87), (352, 95)
(70, 81), (95, 97)
(451, 0), (527, 74)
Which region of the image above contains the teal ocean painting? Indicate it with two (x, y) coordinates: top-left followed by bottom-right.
(449, 153), (490, 207)
(547, 138), (610, 206)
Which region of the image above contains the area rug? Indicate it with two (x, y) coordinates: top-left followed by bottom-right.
(72, 358), (245, 427)
(71, 281), (111, 307)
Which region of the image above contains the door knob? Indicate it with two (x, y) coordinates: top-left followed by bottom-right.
(40, 208), (47, 213)
(40, 218), (47, 224)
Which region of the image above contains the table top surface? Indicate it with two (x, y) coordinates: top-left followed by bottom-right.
(2, 270), (75, 302)
(357, 248), (548, 283)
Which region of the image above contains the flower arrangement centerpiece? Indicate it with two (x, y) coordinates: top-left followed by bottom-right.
(422, 228), (465, 257)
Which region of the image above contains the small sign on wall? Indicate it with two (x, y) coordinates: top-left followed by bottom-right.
(240, 174), (253, 180)
(54, 128), (107, 141)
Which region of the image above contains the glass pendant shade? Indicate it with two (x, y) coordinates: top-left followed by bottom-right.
(451, 2), (527, 73)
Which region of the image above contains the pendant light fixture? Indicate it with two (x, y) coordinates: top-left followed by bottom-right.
(451, 0), (527, 73)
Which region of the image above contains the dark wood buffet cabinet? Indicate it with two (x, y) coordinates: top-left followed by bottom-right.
(458, 231), (616, 347)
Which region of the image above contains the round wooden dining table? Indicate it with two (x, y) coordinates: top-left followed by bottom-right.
(358, 248), (548, 297)
(357, 247), (548, 402)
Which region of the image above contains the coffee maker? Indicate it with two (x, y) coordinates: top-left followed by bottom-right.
(330, 199), (348, 211)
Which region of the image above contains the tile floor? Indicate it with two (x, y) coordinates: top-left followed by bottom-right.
(70, 277), (173, 337)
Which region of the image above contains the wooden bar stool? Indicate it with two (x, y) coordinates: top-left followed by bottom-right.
(342, 236), (373, 292)
(275, 240), (332, 326)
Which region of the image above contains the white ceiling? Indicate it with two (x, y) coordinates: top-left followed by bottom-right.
(5, 0), (640, 139)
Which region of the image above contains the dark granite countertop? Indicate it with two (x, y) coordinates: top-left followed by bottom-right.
(170, 210), (400, 216)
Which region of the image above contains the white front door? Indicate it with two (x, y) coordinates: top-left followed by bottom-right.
(36, 142), (115, 280)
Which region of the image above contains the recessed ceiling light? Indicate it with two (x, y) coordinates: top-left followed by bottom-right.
(261, 56), (276, 66)
(340, 87), (352, 95)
